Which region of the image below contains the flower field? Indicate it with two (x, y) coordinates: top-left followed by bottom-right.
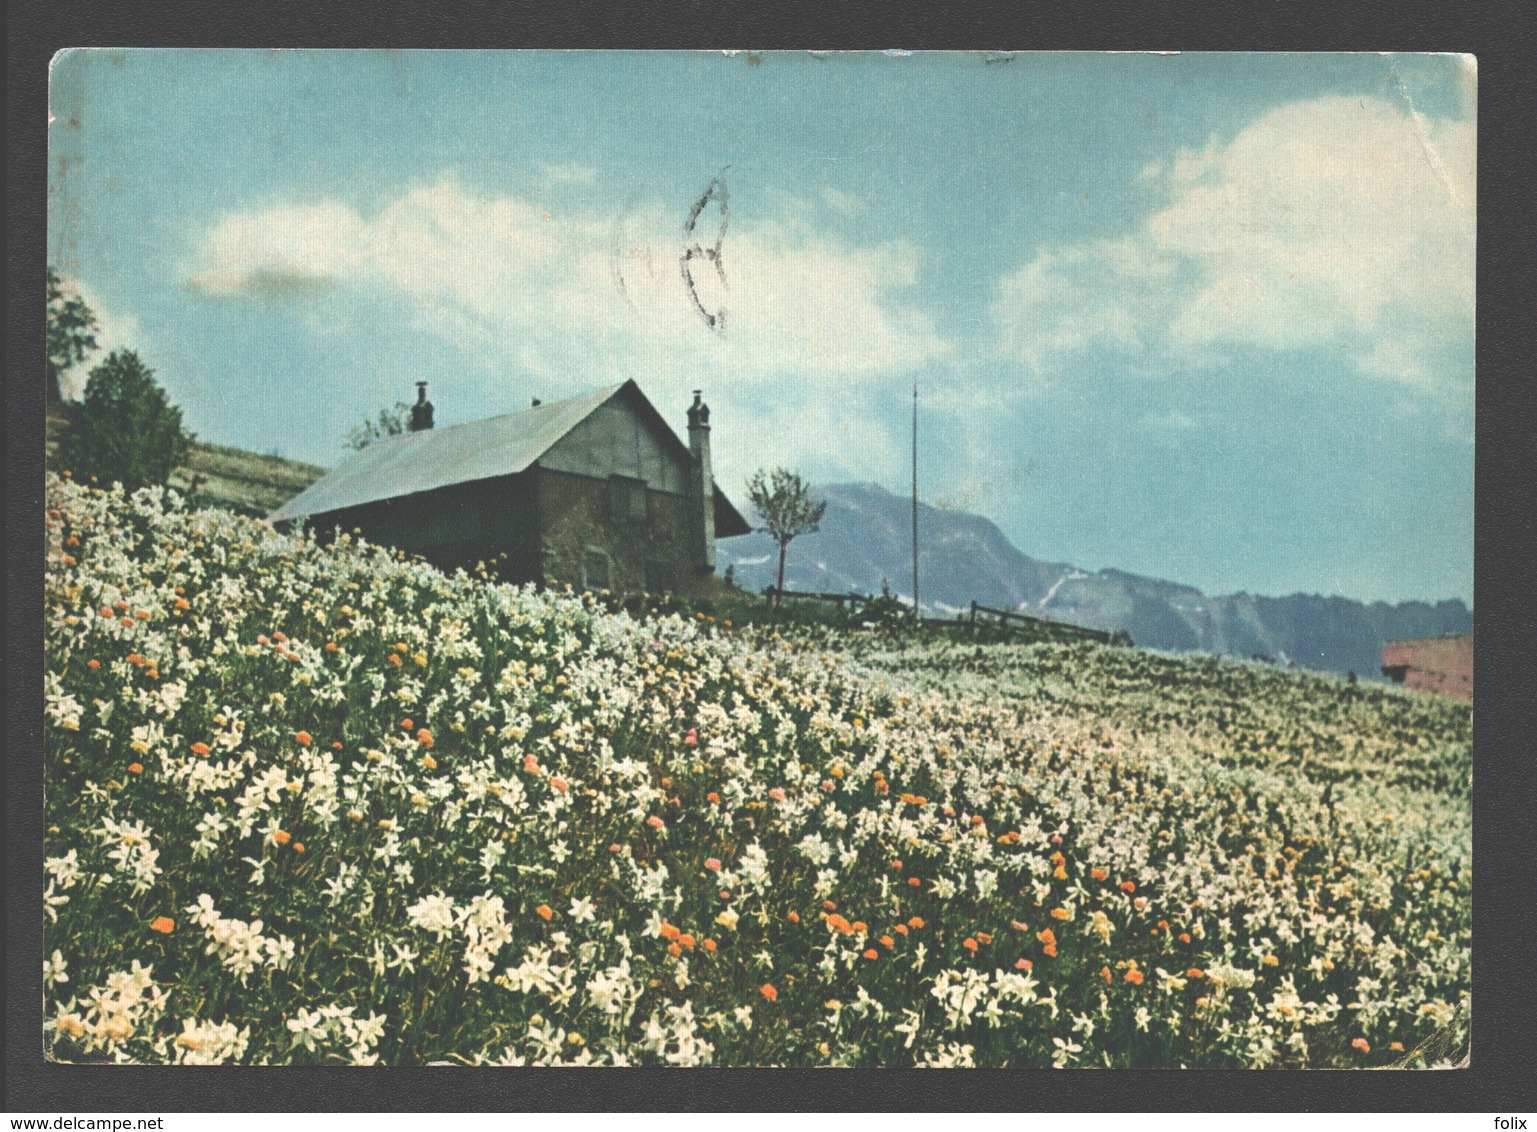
(42, 475), (1472, 1067)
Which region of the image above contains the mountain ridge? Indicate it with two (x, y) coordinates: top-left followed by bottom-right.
(718, 482), (1471, 678)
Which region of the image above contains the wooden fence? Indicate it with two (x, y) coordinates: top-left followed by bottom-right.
(966, 600), (1120, 646)
(762, 586), (871, 610)
(759, 588), (1128, 647)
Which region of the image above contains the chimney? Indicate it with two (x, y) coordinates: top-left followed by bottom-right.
(687, 390), (716, 574)
(409, 382), (435, 431)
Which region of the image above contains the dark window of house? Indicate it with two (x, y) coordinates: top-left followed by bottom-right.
(607, 475), (648, 524)
(582, 549), (612, 592)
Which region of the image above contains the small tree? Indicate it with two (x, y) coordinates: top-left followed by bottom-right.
(56, 350), (193, 492)
(47, 267), (99, 404)
(346, 402), (412, 450)
(746, 467), (827, 604)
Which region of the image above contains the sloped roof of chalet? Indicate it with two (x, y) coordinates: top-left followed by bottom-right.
(269, 380), (750, 536)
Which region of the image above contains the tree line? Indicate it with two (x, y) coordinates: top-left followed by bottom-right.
(48, 267), (192, 493)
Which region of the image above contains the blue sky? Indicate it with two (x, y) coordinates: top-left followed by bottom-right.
(47, 50), (1475, 605)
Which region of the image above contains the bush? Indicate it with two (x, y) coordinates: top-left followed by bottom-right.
(56, 351), (193, 492)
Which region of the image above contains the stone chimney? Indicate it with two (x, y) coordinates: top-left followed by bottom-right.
(409, 382), (435, 431)
(687, 390), (716, 573)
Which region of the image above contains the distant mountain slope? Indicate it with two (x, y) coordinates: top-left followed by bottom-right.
(718, 482), (1471, 677)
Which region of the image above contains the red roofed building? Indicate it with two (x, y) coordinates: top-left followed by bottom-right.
(1381, 635), (1473, 702)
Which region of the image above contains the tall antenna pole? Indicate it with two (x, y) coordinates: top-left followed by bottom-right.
(911, 379), (919, 623)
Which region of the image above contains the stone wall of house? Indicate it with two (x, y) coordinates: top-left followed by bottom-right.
(1381, 635), (1473, 702)
(536, 468), (706, 595)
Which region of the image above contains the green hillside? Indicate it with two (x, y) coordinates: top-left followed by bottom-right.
(46, 402), (325, 518)
(41, 474), (1470, 1067)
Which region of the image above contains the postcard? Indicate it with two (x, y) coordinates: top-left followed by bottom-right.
(42, 50), (1473, 1069)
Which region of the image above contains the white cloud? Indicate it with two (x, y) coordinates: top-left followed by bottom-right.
(994, 95), (1475, 393)
(538, 161), (597, 185)
(184, 176), (951, 483)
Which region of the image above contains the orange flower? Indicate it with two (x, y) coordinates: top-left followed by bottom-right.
(908, 877), (922, 888)
(1091, 867), (1109, 881)
(1043, 943), (1058, 957)
(1157, 920), (1170, 931)
(678, 934), (696, 950)
(976, 931), (993, 945)
(826, 914), (853, 935)
(536, 904), (553, 921)
(272, 830), (292, 846)
(862, 948), (880, 960)
(823, 900), (838, 911)
(893, 924), (908, 937)
(667, 942), (683, 958)
(294, 731), (313, 746)
(1351, 1038), (1371, 1054)
(659, 922), (681, 941)
(86, 658), (100, 669)
(890, 859), (903, 870)
(702, 938), (718, 953)
(149, 916), (175, 934)
(759, 983), (777, 1002)
(388, 654), (403, 666)
(190, 741), (211, 758)
(293, 843), (305, 853)
(325, 642), (339, 652)
(908, 916), (925, 930)
(880, 935), (895, 949)
(523, 755), (541, 773)
(683, 728), (698, 746)
(1050, 908), (1071, 921)
(1187, 967), (1205, 980)
(550, 776), (568, 794)
(704, 857), (722, 871)
(1015, 958), (1033, 971)
(787, 911), (800, 924)
(1124, 969), (1144, 985)
(647, 816), (665, 830)
(851, 921), (868, 935)
(1051, 835), (1063, 845)
(416, 729), (434, 749)
(1120, 880), (1136, 893)
(1036, 928), (1057, 947)
(1389, 1041), (1404, 1052)
(962, 938), (979, 953)
(1179, 932), (1192, 944)
(174, 598), (190, 611)
(400, 719), (414, 731)
(1010, 919), (1030, 932)
(127, 763), (143, 775)
(706, 791), (721, 804)
(1101, 966), (1113, 984)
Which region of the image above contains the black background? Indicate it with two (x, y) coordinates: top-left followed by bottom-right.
(8, 0), (1536, 1112)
